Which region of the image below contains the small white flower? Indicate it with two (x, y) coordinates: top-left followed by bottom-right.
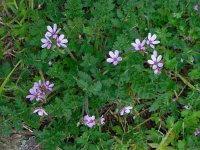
(146, 33), (160, 48)
(147, 50), (164, 74)
(120, 106), (133, 116)
(183, 105), (190, 110)
(48, 61), (52, 66)
(41, 36), (52, 49)
(99, 115), (105, 125)
(56, 34), (68, 48)
(84, 115), (96, 128)
(45, 24), (61, 39)
(180, 58), (184, 63)
(106, 50), (122, 65)
(33, 108), (48, 116)
(131, 39), (146, 51)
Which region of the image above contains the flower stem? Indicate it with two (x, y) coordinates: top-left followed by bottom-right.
(65, 47), (77, 61)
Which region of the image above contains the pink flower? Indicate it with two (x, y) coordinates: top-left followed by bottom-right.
(99, 115), (105, 125)
(56, 34), (68, 48)
(131, 39), (146, 51)
(106, 50), (122, 65)
(44, 81), (54, 91)
(45, 24), (61, 39)
(33, 108), (48, 116)
(147, 50), (164, 74)
(194, 129), (200, 136)
(26, 87), (37, 101)
(41, 36), (52, 49)
(120, 106), (133, 116)
(146, 33), (160, 48)
(194, 4), (198, 11)
(84, 115), (96, 128)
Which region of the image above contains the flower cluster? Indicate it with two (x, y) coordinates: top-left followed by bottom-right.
(106, 33), (163, 74)
(83, 115), (105, 128)
(26, 80), (54, 101)
(131, 33), (160, 51)
(26, 80), (54, 116)
(41, 24), (68, 49)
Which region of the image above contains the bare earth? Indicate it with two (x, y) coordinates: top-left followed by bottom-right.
(0, 134), (41, 150)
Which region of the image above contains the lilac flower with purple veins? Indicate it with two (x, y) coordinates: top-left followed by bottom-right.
(106, 50), (122, 65)
(146, 33), (160, 49)
(194, 129), (200, 136)
(44, 81), (54, 91)
(41, 36), (52, 49)
(120, 106), (133, 116)
(45, 24), (61, 39)
(131, 39), (146, 51)
(84, 115), (96, 128)
(33, 108), (48, 116)
(194, 4), (199, 11)
(56, 34), (68, 48)
(100, 115), (105, 125)
(147, 50), (164, 74)
(26, 87), (37, 101)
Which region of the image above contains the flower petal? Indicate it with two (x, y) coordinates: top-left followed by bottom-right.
(61, 43), (67, 47)
(38, 111), (43, 116)
(152, 40), (160, 44)
(47, 25), (53, 32)
(157, 55), (162, 62)
(114, 50), (119, 57)
(113, 61), (118, 65)
(53, 24), (57, 32)
(59, 34), (64, 40)
(147, 60), (154, 64)
(117, 57), (122, 62)
(153, 50), (157, 57)
(152, 65), (157, 69)
(150, 44), (155, 49)
(109, 51), (115, 58)
(41, 43), (48, 48)
(141, 39), (146, 46)
(148, 33), (151, 40)
(33, 109), (39, 113)
(45, 32), (51, 37)
(61, 39), (68, 43)
(125, 109), (130, 113)
(151, 34), (157, 41)
(154, 69), (160, 74)
(135, 39), (140, 44)
(106, 58), (113, 63)
(41, 38), (47, 43)
(131, 43), (137, 47)
(151, 55), (156, 62)
(120, 110), (124, 116)
(158, 63), (163, 67)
